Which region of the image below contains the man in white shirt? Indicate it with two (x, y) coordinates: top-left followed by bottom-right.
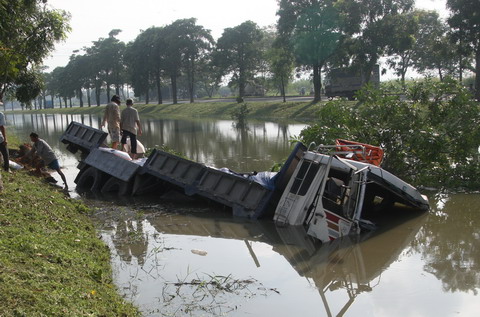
(102, 95), (121, 149)
(120, 98), (142, 159)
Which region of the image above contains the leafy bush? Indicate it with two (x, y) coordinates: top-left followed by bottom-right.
(299, 77), (480, 190)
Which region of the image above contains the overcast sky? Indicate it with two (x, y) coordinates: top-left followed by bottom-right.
(43, 0), (448, 70)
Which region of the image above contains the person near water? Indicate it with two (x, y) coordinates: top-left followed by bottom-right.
(120, 98), (142, 159)
(0, 106), (9, 172)
(102, 95), (121, 149)
(28, 132), (68, 190)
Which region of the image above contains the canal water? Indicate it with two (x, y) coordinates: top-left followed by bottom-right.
(5, 113), (480, 316)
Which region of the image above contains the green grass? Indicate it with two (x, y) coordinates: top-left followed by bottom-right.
(14, 100), (326, 122)
(0, 170), (140, 317)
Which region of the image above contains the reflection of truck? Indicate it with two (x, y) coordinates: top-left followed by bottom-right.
(325, 65), (380, 100)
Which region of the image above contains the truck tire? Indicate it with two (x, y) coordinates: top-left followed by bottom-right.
(75, 166), (107, 192)
(101, 176), (133, 196)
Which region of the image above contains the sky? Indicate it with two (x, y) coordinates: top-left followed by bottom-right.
(43, 0), (449, 71)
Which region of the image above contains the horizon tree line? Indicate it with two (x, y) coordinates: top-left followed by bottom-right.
(2, 0), (479, 110)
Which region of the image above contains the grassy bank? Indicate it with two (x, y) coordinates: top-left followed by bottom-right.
(0, 171), (139, 316)
(11, 100), (324, 122)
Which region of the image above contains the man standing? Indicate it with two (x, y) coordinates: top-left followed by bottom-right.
(28, 132), (68, 190)
(120, 98), (142, 159)
(0, 105), (9, 172)
(102, 95), (121, 149)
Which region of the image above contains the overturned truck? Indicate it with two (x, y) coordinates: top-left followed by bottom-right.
(61, 121), (429, 243)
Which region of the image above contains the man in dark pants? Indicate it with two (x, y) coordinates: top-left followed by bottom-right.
(28, 132), (68, 190)
(120, 98), (142, 159)
(0, 106), (9, 172)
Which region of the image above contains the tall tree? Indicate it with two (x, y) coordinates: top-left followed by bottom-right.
(337, 0), (415, 82)
(196, 56), (223, 98)
(411, 10), (458, 81)
(385, 12), (418, 85)
(447, 0), (480, 100)
(214, 21), (264, 101)
(86, 30), (125, 102)
(15, 68), (44, 109)
(0, 0), (70, 102)
(277, 0), (342, 101)
(175, 19), (214, 103)
(267, 37), (295, 102)
(125, 27), (163, 104)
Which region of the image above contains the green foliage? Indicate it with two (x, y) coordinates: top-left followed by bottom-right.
(447, 0), (480, 100)
(334, 0), (415, 82)
(300, 79), (480, 189)
(214, 21), (264, 99)
(277, 0), (342, 101)
(0, 0), (70, 102)
(15, 69), (44, 106)
(0, 170), (139, 316)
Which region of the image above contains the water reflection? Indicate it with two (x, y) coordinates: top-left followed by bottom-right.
(91, 200), (434, 316)
(414, 193), (480, 295)
(5, 113), (480, 315)
(6, 113), (305, 172)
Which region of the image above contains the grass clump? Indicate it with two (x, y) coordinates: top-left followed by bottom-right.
(0, 170), (139, 316)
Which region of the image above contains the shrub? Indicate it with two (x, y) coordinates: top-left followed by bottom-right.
(299, 77), (480, 190)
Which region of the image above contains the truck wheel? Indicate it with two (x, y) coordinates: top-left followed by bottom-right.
(101, 176), (132, 196)
(75, 166), (107, 192)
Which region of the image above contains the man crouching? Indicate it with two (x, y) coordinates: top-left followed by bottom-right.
(28, 132), (68, 190)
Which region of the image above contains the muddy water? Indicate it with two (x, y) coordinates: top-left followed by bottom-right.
(5, 113), (480, 316)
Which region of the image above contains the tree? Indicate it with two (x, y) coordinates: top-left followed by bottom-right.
(385, 12), (418, 85)
(337, 0), (415, 82)
(299, 79), (480, 189)
(64, 54), (92, 107)
(15, 68), (44, 109)
(277, 0), (342, 101)
(125, 27), (163, 104)
(214, 21), (264, 101)
(267, 37), (295, 102)
(447, 0), (480, 100)
(411, 10), (458, 81)
(86, 30), (125, 102)
(45, 66), (64, 108)
(196, 56), (223, 98)
(0, 0), (70, 102)
(172, 19), (214, 103)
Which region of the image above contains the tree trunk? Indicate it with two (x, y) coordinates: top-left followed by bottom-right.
(145, 90), (150, 104)
(475, 48), (480, 102)
(238, 70), (246, 102)
(78, 89), (84, 107)
(51, 95), (54, 109)
(438, 67), (444, 82)
(364, 59), (377, 84)
(171, 75), (178, 104)
(156, 71), (163, 104)
(188, 58), (195, 103)
(106, 81), (111, 101)
(87, 88), (92, 107)
(95, 86), (101, 106)
(313, 64), (322, 102)
(281, 76), (286, 103)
